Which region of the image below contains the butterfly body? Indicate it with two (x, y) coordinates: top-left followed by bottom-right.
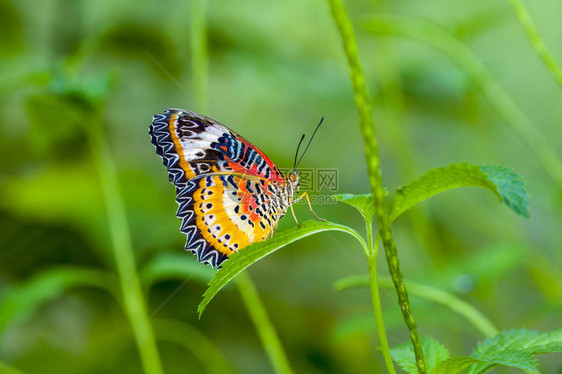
(150, 109), (301, 267)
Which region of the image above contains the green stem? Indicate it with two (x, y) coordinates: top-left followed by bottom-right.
(366, 221), (397, 374)
(190, 0), (209, 112)
(88, 121), (163, 374)
(327, 1), (426, 372)
(236, 272), (294, 374)
(509, 0), (562, 89)
(363, 14), (562, 190)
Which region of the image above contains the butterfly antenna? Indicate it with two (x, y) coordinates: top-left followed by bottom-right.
(296, 117), (324, 168)
(293, 134), (306, 170)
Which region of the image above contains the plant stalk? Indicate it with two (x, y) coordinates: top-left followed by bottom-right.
(89, 122), (163, 374)
(366, 221), (397, 373)
(236, 272), (294, 374)
(327, 0), (426, 372)
(509, 0), (562, 89)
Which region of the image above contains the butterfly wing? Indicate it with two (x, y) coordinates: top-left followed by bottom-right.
(150, 108), (288, 267)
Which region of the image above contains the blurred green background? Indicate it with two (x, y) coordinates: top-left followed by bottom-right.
(1, 0), (561, 372)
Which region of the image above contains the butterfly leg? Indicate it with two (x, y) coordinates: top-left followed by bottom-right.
(269, 211), (285, 232)
(290, 202), (301, 228)
(294, 192), (327, 222)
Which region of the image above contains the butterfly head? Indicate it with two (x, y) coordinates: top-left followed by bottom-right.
(287, 117), (324, 202)
(288, 170), (300, 197)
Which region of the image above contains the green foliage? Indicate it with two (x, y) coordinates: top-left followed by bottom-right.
(333, 161), (529, 374)
(390, 336), (449, 374)
(334, 160), (530, 374)
(432, 356), (512, 374)
(198, 220), (365, 317)
(390, 329), (562, 373)
(434, 350), (536, 373)
(1, 0), (560, 372)
(464, 328), (562, 373)
(390, 163), (530, 221)
(478, 164), (530, 218)
(335, 163), (530, 229)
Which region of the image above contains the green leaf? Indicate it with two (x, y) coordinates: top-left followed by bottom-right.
(141, 251), (216, 288)
(432, 328), (562, 374)
(333, 193), (376, 222)
(472, 328), (561, 355)
(0, 267), (117, 335)
(390, 336), (449, 374)
(389, 163), (530, 222)
(478, 164), (530, 218)
(433, 352), (536, 374)
(198, 220), (365, 317)
(466, 328), (562, 374)
(432, 356), (483, 373)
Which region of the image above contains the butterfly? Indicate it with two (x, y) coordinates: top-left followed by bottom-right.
(149, 108), (325, 267)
